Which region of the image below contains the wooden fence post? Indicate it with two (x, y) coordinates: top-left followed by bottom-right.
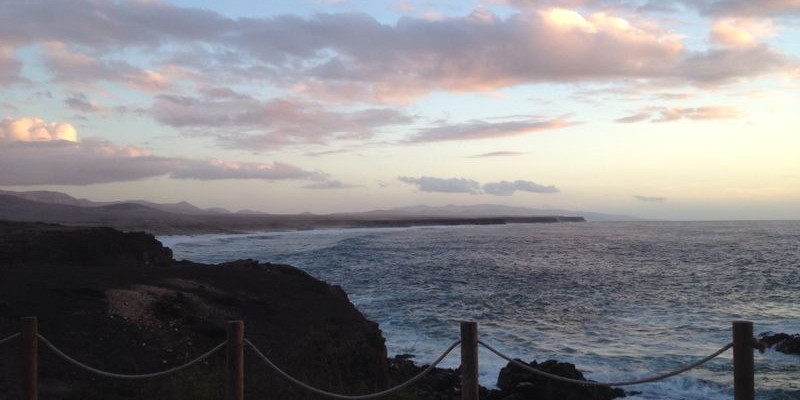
(226, 320), (245, 400)
(21, 316), (38, 400)
(461, 321), (479, 400)
(733, 320), (754, 400)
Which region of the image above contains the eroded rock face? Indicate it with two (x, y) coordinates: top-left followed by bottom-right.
(489, 359), (626, 400)
(760, 333), (800, 355)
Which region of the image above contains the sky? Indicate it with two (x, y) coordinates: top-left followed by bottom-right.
(0, 0), (798, 220)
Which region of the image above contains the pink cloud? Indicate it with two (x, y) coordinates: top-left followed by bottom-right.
(0, 117), (328, 185)
(406, 117), (573, 143)
(710, 18), (778, 48)
(0, 1), (795, 103)
(41, 42), (171, 90)
(152, 89), (412, 149)
(615, 105), (741, 123)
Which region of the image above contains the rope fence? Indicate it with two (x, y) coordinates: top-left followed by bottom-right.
(478, 339), (734, 387)
(0, 332), (20, 345)
(3, 317), (759, 400)
(36, 334), (226, 379)
(245, 338), (461, 400)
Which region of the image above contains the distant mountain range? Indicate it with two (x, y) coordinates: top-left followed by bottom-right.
(0, 190), (637, 234)
(0, 190), (231, 215)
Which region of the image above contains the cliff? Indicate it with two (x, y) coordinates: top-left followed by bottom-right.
(0, 222), (388, 400)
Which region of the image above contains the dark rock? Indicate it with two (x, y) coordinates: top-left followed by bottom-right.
(759, 332), (800, 355)
(0, 221), (172, 266)
(388, 354), (461, 399)
(0, 222), (389, 400)
(488, 359), (626, 400)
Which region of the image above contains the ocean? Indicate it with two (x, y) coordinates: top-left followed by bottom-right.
(160, 221), (800, 400)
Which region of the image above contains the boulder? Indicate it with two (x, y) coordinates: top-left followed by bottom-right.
(759, 332), (800, 355)
(487, 359), (626, 400)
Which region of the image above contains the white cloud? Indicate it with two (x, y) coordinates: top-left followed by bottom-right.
(483, 180), (560, 196)
(710, 18), (778, 48)
(398, 176), (482, 194)
(0, 117), (77, 143)
(398, 176), (559, 195)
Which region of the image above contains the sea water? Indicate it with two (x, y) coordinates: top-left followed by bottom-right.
(160, 221), (800, 400)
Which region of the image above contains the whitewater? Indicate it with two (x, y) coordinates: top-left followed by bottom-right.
(160, 220), (800, 400)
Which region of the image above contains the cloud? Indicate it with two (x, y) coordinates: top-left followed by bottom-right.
(0, 0), (230, 48)
(468, 151), (526, 158)
(614, 111), (652, 123)
(680, 45), (791, 85)
(152, 89), (412, 149)
(0, 2), (794, 98)
(398, 176), (558, 195)
(699, 0), (800, 17)
(64, 93), (105, 113)
(634, 195), (666, 202)
(42, 42), (171, 90)
(398, 176), (482, 194)
(483, 180), (559, 196)
(710, 18), (777, 48)
(0, 117), (77, 142)
(615, 105), (740, 123)
(0, 139), (176, 185)
(406, 117), (572, 143)
(302, 180), (359, 189)
(0, 117), (326, 185)
(0, 46), (22, 85)
(170, 159), (319, 181)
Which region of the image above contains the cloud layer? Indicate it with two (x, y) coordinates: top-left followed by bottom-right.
(152, 89), (412, 149)
(1, 1), (794, 97)
(0, 117), (325, 185)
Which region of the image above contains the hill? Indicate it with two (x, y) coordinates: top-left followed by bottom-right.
(0, 190), (602, 235)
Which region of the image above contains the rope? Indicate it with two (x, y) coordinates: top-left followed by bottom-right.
(37, 334), (226, 379)
(0, 333), (20, 345)
(245, 338), (461, 399)
(478, 340), (733, 387)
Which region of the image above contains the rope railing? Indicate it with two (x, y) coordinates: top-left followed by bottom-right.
(37, 334), (226, 379)
(8, 317), (760, 400)
(245, 338), (461, 400)
(0, 332), (20, 345)
(478, 339), (734, 387)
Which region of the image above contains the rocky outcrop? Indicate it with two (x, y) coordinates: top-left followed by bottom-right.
(487, 359), (626, 400)
(0, 221), (173, 266)
(759, 333), (800, 355)
(0, 222), (388, 400)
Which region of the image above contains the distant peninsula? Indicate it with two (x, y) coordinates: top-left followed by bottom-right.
(0, 190), (593, 235)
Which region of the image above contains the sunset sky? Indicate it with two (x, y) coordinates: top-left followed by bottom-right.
(1, 0), (798, 220)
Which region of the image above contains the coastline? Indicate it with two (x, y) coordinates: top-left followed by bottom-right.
(0, 221), (624, 400)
